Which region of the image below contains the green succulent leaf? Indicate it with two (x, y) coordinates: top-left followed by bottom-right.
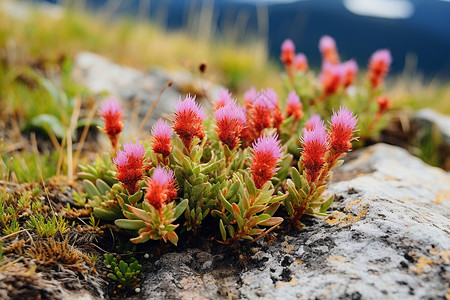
(320, 194), (335, 213)
(84, 180), (101, 199)
(219, 219), (227, 241)
(115, 219), (146, 230)
(174, 199), (189, 219)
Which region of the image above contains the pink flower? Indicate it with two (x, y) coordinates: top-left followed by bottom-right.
(251, 134), (282, 189)
(320, 62), (344, 97)
(253, 90), (276, 110)
(369, 49), (392, 88)
(304, 114), (322, 131)
(244, 87), (258, 106)
(294, 53), (309, 72)
(215, 102), (246, 150)
(341, 59), (358, 88)
(328, 107), (358, 154)
(145, 166), (178, 211)
(319, 35), (339, 64)
(172, 95), (205, 150)
(101, 98), (123, 150)
(113, 140), (146, 195)
(280, 39), (295, 65)
(215, 89), (233, 110)
(286, 91), (303, 121)
(301, 123), (328, 183)
(151, 119), (172, 158)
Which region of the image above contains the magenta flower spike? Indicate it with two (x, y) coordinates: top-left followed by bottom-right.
(113, 139), (146, 195)
(173, 94), (206, 150)
(251, 134), (282, 189)
(319, 35), (336, 53)
(301, 123), (329, 183)
(215, 102), (246, 150)
(151, 119), (173, 158)
(101, 97), (123, 150)
(304, 114), (323, 131)
(215, 89), (234, 110)
(329, 107), (358, 154)
(286, 91), (303, 121)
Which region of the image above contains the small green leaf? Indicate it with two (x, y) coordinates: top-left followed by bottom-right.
(95, 179), (111, 195)
(264, 202), (280, 217)
(291, 167), (302, 190)
(284, 197), (294, 216)
(93, 207), (121, 220)
(107, 273), (118, 281)
(320, 194), (334, 213)
(115, 219), (146, 230)
(174, 199), (189, 219)
(219, 191), (234, 214)
(201, 159), (224, 174)
(244, 173), (257, 196)
(128, 190), (143, 206)
(84, 180), (101, 199)
(258, 217), (283, 227)
(227, 225), (235, 238)
(219, 219), (227, 241)
(257, 214), (271, 223)
(29, 114), (66, 139)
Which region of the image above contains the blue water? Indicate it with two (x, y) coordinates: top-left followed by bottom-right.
(36, 0), (450, 78)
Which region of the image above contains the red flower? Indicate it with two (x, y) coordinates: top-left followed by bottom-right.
(113, 140), (146, 195)
(294, 53), (309, 72)
(172, 95), (205, 150)
(376, 96), (391, 115)
(251, 135), (282, 189)
(151, 119), (172, 158)
(341, 60), (358, 88)
(215, 102), (246, 150)
(214, 89), (233, 110)
(368, 49), (392, 89)
(145, 166), (178, 211)
(328, 107), (358, 155)
(319, 35), (340, 65)
(280, 39), (295, 66)
(101, 98), (123, 150)
(286, 91), (303, 121)
(301, 123), (328, 184)
(320, 63), (343, 98)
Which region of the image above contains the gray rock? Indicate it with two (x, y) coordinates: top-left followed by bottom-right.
(72, 52), (181, 131)
(138, 144), (450, 300)
(414, 108), (450, 146)
(413, 108), (450, 170)
(72, 52), (223, 132)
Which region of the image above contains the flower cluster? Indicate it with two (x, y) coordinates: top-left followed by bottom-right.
(280, 36), (391, 142)
(280, 39), (309, 80)
(89, 59), (364, 246)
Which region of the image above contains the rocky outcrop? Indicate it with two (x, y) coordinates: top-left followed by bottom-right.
(413, 108), (450, 170)
(72, 52), (222, 132)
(138, 144), (450, 300)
